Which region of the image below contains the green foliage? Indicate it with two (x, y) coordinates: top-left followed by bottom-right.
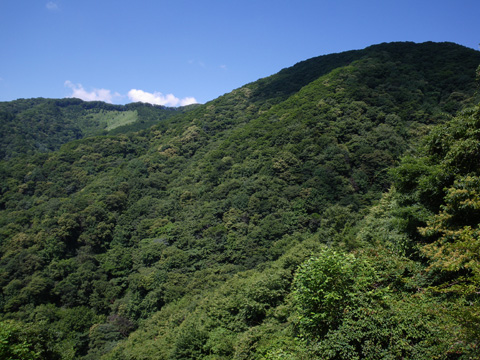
(0, 98), (189, 160)
(0, 42), (479, 359)
(0, 320), (40, 360)
(293, 249), (376, 337)
(303, 295), (458, 360)
(386, 102), (480, 354)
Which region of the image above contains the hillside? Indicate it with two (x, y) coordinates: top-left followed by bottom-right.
(1, 41), (480, 359)
(0, 98), (196, 160)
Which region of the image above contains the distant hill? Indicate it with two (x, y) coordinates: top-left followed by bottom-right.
(1, 42), (480, 359)
(0, 98), (196, 160)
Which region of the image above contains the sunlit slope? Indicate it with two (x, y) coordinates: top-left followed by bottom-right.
(0, 41), (479, 359)
(0, 98), (192, 160)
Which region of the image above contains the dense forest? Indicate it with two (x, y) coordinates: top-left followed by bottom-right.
(1, 41), (480, 359)
(0, 99), (197, 160)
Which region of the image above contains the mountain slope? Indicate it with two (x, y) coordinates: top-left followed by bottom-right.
(0, 98), (196, 160)
(0, 41), (479, 359)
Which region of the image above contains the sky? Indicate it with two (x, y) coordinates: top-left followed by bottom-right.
(0, 0), (479, 106)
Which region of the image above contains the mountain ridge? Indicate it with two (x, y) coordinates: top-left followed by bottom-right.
(0, 98), (198, 160)
(1, 41), (480, 359)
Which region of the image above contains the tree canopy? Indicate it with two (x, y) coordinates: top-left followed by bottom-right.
(1, 41), (480, 359)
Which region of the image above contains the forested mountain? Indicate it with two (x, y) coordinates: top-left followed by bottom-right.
(0, 98), (196, 160)
(1, 41), (480, 359)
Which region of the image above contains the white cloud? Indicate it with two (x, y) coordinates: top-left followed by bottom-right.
(127, 89), (197, 107)
(46, 2), (58, 10)
(64, 81), (122, 103)
(64, 81), (197, 107)
(179, 97), (198, 106)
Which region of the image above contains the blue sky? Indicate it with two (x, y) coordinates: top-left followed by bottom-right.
(0, 0), (479, 106)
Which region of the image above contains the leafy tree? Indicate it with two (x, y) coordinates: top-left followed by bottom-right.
(293, 248), (377, 337)
(390, 103), (480, 353)
(0, 320), (40, 360)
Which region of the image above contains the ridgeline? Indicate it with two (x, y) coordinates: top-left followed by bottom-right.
(1, 41), (480, 359)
